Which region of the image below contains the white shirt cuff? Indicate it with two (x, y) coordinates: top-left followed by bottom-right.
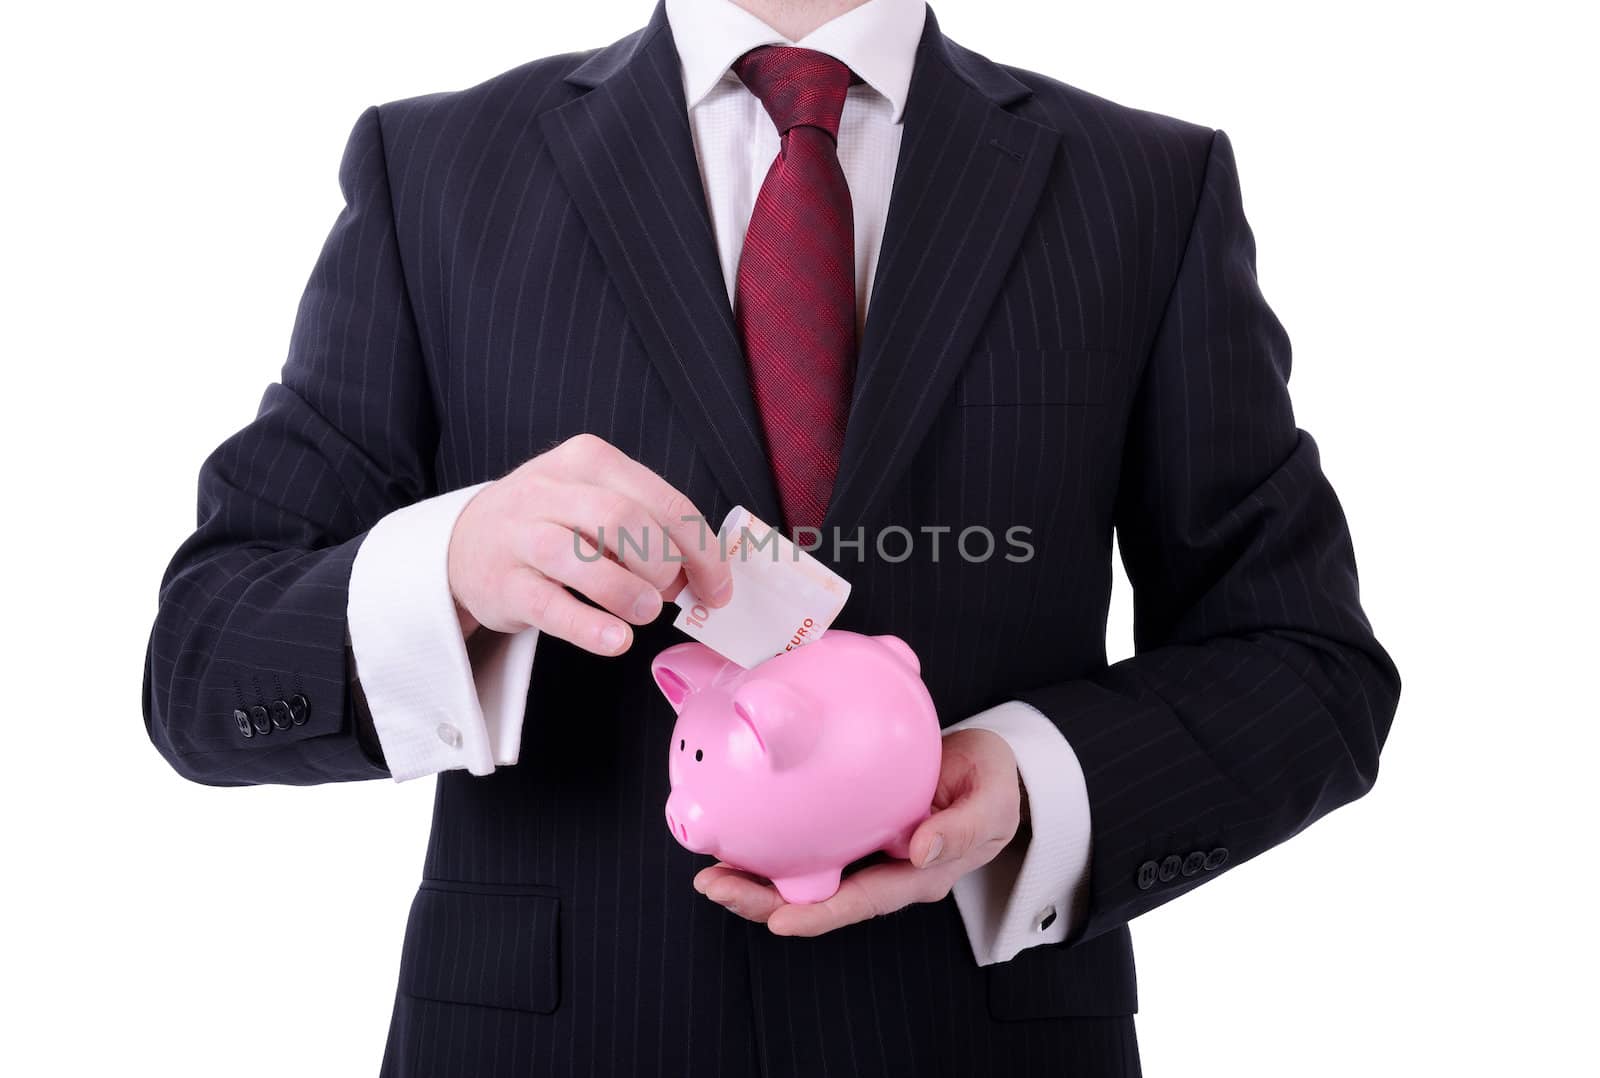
(346, 481), (539, 782)
(943, 700), (1093, 965)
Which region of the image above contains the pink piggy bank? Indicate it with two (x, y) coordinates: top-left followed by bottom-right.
(652, 631), (942, 904)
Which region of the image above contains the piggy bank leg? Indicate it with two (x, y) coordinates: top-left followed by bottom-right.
(771, 868), (843, 904)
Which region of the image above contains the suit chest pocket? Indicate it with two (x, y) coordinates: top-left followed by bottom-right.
(955, 348), (1128, 407)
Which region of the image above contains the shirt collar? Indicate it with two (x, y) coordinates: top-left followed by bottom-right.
(664, 0), (927, 123)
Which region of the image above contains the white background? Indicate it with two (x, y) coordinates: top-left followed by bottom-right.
(3, 1), (1595, 1074)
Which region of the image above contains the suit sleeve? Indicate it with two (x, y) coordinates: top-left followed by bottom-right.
(1016, 128), (1401, 943)
(142, 104), (437, 786)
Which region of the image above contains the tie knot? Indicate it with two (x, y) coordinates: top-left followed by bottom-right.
(733, 46), (856, 140)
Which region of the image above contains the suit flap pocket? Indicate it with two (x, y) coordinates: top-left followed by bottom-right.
(986, 926), (1138, 1020)
(956, 349), (1124, 406)
(400, 881), (561, 1014)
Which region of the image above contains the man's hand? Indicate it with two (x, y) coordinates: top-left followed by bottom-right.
(447, 433), (733, 653)
(693, 728), (1023, 935)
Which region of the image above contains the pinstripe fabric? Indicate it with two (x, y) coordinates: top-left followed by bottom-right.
(143, 3), (1397, 1074)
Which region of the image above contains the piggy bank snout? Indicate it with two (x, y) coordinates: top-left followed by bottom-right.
(664, 804), (688, 845)
(665, 791), (714, 855)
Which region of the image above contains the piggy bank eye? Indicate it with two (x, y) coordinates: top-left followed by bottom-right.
(694, 748), (704, 762)
(679, 739), (685, 751)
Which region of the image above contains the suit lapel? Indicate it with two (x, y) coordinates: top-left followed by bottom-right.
(539, 4), (783, 525)
(539, 5), (1059, 538)
(821, 15), (1060, 535)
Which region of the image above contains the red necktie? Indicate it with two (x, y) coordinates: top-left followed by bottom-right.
(732, 46), (858, 535)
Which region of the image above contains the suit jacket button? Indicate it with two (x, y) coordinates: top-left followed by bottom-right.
(248, 706), (271, 735)
(1158, 855), (1181, 882)
(234, 709), (253, 738)
(268, 700), (293, 730)
(1182, 851), (1206, 877)
(1203, 847), (1230, 871)
(1136, 860), (1159, 890)
(288, 693), (310, 725)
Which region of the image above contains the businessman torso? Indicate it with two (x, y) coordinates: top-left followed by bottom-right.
(351, 7), (1203, 1073)
(140, 0), (1345, 1069)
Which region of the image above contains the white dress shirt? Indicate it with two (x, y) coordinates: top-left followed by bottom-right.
(345, 0), (1091, 966)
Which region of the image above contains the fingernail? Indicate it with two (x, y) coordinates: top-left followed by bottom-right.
(599, 625), (627, 652)
(633, 592), (659, 622)
(922, 833), (945, 868)
(711, 577), (734, 604)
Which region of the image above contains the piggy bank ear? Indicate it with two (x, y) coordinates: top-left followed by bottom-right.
(873, 634), (921, 675)
(731, 680), (820, 771)
(651, 643), (730, 711)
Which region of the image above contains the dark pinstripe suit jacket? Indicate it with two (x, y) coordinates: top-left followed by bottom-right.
(143, 4), (1400, 1075)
